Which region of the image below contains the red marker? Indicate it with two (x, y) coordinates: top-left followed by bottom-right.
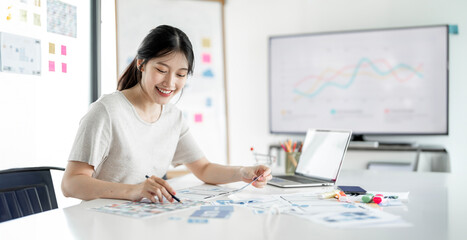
(373, 194), (384, 204)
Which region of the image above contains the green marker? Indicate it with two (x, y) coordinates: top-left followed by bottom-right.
(361, 193), (374, 203)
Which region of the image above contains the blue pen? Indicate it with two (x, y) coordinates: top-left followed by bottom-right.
(145, 175), (182, 203)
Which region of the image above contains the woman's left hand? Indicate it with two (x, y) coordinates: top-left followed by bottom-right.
(239, 165), (273, 188)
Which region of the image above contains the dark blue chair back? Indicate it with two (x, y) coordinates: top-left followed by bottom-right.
(0, 166), (64, 223)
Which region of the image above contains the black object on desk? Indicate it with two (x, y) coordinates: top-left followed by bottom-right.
(338, 186), (367, 195)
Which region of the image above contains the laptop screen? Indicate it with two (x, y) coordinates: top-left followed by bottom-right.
(295, 129), (352, 180)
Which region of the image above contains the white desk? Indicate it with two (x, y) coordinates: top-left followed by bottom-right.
(0, 170), (465, 240)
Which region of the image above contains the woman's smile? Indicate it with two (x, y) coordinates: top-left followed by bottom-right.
(156, 86), (173, 96)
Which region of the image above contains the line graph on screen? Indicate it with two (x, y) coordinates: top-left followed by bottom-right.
(292, 58), (424, 99)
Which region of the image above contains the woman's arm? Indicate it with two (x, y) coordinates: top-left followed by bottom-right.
(61, 161), (177, 203)
(185, 157), (272, 188)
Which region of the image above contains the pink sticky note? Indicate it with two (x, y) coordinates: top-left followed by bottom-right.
(61, 45), (66, 56)
(202, 53), (211, 63)
(62, 63), (67, 73)
(49, 61), (55, 72)
(194, 113), (203, 123)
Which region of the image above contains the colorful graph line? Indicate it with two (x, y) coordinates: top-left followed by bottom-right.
(293, 58), (424, 98)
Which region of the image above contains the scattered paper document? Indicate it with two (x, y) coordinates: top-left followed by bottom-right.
(177, 177), (261, 201)
(91, 199), (204, 218)
(226, 191), (411, 228)
(176, 185), (238, 201)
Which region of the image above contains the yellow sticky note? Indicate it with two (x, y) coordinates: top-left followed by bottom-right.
(49, 43), (55, 54)
(202, 38), (211, 48)
(19, 9), (27, 22)
(33, 13), (41, 26)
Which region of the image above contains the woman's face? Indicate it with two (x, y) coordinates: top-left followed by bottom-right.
(137, 52), (189, 105)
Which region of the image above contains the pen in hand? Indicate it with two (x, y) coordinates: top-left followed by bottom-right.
(145, 175), (182, 203)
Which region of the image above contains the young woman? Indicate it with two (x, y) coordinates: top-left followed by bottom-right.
(61, 25), (272, 203)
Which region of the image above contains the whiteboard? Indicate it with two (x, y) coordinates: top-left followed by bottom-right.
(116, 0), (228, 165)
(0, 0), (92, 170)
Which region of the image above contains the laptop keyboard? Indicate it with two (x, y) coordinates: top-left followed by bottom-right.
(276, 175), (326, 184)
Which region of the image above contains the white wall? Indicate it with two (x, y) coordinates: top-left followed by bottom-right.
(223, 0), (467, 174)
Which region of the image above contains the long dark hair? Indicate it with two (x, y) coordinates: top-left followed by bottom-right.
(117, 25), (194, 91)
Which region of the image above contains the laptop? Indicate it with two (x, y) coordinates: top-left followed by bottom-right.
(268, 129), (352, 188)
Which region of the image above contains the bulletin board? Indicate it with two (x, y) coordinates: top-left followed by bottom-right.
(0, 0), (92, 170)
(115, 0), (229, 165)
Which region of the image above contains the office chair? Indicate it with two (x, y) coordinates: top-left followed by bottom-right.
(0, 166), (64, 223)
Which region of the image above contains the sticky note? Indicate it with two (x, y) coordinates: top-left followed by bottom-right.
(449, 25), (459, 35)
(202, 38), (211, 48)
(49, 43), (55, 54)
(202, 69), (214, 78)
(194, 113), (203, 123)
(49, 61), (55, 72)
(33, 13), (41, 26)
(61, 45), (66, 55)
(206, 97), (212, 107)
(61, 63), (67, 73)
(19, 9), (27, 22)
(202, 53), (211, 63)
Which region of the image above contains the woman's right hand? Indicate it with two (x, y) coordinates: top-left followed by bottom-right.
(129, 175), (177, 203)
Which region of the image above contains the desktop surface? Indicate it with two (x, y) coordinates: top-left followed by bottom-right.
(0, 170), (463, 240)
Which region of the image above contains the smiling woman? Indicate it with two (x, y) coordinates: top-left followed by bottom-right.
(116, 26), (193, 123)
(117, 25), (194, 91)
(61, 25), (272, 204)
(134, 53), (188, 105)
